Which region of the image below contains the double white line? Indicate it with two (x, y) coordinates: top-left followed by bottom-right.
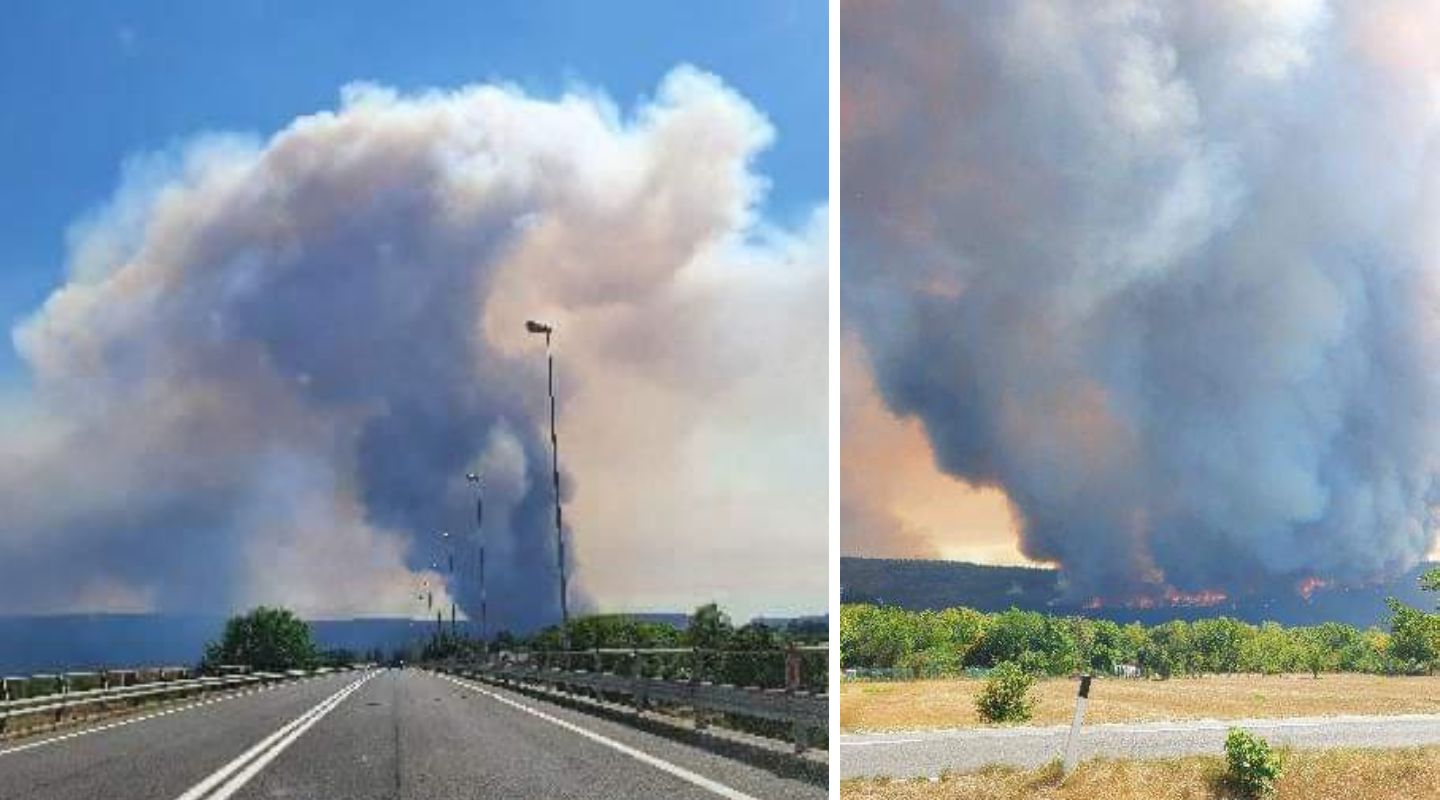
(173, 670), (377, 800)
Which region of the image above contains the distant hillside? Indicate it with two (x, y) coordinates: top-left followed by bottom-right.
(0, 609), (827, 674)
(0, 615), (432, 674)
(840, 557), (1437, 627)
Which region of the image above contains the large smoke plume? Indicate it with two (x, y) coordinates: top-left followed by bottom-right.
(843, 0), (1439, 599)
(0, 67), (826, 626)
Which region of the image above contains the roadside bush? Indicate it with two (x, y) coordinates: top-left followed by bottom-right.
(1224, 728), (1284, 799)
(203, 606), (316, 672)
(975, 660), (1036, 723)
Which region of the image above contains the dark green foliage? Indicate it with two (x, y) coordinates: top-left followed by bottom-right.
(420, 631), (489, 661)
(516, 604), (822, 691)
(840, 600), (1426, 679)
(974, 660), (1036, 723)
(1422, 567), (1440, 606)
(492, 630), (518, 650)
(318, 648), (357, 668)
(203, 607), (317, 672)
(1385, 598), (1440, 674)
(685, 603), (734, 650)
(1224, 728), (1284, 798)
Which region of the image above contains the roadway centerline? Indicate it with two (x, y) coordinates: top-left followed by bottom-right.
(172, 670), (377, 800)
(436, 672), (762, 800)
(0, 677), (313, 759)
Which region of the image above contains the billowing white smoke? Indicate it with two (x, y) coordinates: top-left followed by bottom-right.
(0, 67), (827, 625)
(843, 0), (1439, 598)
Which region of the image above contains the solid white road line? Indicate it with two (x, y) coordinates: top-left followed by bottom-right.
(173, 670), (377, 800)
(0, 676), (316, 758)
(438, 672), (762, 800)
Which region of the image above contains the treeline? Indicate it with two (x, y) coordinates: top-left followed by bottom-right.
(841, 572), (1440, 679)
(420, 603), (828, 692)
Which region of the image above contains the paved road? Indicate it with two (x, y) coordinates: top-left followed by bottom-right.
(840, 714), (1440, 778)
(0, 669), (824, 799)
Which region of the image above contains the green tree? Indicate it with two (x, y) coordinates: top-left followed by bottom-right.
(723, 623), (783, 686)
(1085, 619), (1132, 673)
(203, 607), (317, 672)
(1386, 598), (1440, 674)
(1191, 618), (1252, 674)
(1239, 622), (1301, 675)
(686, 603), (734, 650)
(966, 608), (1078, 674)
(1146, 621), (1197, 677)
(1421, 567), (1440, 608)
(840, 604), (912, 669)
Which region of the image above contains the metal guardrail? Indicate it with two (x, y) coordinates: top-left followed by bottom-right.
(432, 645), (828, 754)
(0, 665), (360, 736)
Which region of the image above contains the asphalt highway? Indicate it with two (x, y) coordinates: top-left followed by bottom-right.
(0, 668), (824, 799)
(839, 713), (1440, 778)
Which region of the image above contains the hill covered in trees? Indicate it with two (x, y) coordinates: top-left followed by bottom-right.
(840, 557), (1438, 627)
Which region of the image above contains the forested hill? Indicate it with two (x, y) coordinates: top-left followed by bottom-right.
(840, 557), (1437, 627)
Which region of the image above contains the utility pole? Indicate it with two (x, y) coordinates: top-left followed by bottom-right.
(466, 473), (486, 648)
(526, 320), (569, 644)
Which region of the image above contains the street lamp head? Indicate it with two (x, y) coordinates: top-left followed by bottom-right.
(466, 472), (480, 483)
(525, 320), (552, 335)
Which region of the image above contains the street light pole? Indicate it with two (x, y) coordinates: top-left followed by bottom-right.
(466, 473), (486, 648)
(440, 532), (456, 638)
(526, 320), (569, 642)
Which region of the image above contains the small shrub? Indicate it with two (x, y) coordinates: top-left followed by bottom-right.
(975, 660), (1036, 723)
(1225, 728), (1284, 799)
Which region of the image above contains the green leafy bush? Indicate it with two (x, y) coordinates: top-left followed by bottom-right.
(975, 660), (1036, 723)
(203, 606), (317, 672)
(1225, 728), (1284, 799)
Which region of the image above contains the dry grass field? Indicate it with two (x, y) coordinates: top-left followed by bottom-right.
(841, 673), (1440, 731)
(840, 746), (1440, 800)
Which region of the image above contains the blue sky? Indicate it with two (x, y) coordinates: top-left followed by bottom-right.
(0, 0), (827, 387)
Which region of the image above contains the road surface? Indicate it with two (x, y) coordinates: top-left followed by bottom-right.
(840, 713), (1440, 778)
(0, 668), (824, 799)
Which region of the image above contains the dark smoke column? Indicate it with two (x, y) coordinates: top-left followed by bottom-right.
(526, 319), (569, 641)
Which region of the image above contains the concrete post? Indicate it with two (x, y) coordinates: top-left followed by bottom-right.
(1062, 674), (1092, 774)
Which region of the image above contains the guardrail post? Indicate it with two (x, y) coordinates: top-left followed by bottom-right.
(629, 648), (643, 717)
(0, 677), (9, 735)
(591, 648), (604, 703)
(691, 648), (707, 732)
(786, 643), (807, 754)
(54, 674), (68, 725)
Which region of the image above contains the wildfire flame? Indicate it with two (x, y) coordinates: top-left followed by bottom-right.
(1081, 586), (1228, 610)
(1297, 576), (1331, 602)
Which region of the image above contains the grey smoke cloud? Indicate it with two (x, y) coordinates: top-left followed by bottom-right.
(1, 67), (826, 626)
(843, 0), (1439, 598)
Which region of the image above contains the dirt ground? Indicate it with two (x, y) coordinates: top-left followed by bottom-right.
(840, 746), (1440, 800)
(841, 673), (1440, 731)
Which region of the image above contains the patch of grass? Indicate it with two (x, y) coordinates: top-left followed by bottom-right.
(840, 673), (1440, 732)
(840, 746), (1440, 800)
